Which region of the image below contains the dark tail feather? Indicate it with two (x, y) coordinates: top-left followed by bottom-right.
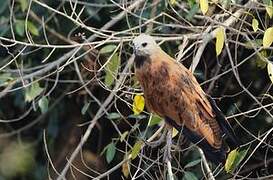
(181, 125), (227, 164)
(206, 95), (241, 149)
(165, 117), (226, 164)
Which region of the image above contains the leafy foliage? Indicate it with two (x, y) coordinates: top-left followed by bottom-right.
(131, 140), (143, 160)
(132, 94), (145, 115)
(199, 0), (209, 15)
(225, 147), (250, 173)
(103, 142), (116, 164)
(263, 27), (273, 48)
(104, 53), (120, 86)
(215, 27), (225, 56)
(25, 82), (44, 102)
(0, 0), (273, 179)
(38, 97), (48, 114)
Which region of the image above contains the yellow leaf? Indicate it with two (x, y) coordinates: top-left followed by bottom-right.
(215, 27), (225, 56)
(263, 27), (273, 48)
(225, 147), (249, 173)
(200, 0), (209, 15)
(131, 140), (143, 159)
(122, 160), (130, 178)
(225, 149), (238, 173)
(267, 62), (273, 83)
(133, 95), (145, 115)
(170, 0), (176, 5)
(252, 19), (259, 32)
(211, 0), (218, 3)
(172, 128), (179, 138)
(266, 4), (273, 18)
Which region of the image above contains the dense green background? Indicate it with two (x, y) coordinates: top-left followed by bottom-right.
(0, 0), (273, 179)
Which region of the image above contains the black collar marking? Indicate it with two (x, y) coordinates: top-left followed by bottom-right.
(134, 55), (151, 68)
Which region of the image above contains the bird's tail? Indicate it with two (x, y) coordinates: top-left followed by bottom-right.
(206, 95), (241, 150)
(181, 125), (228, 164)
(165, 117), (227, 164)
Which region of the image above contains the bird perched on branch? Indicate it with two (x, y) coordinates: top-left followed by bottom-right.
(132, 34), (240, 164)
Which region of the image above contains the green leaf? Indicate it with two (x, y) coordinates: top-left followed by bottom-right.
(19, 0), (28, 12)
(183, 171), (198, 180)
(38, 97), (48, 114)
(184, 159), (201, 168)
(255, 50), (267, 69)
(128, 114), (146, 119)
(244, 39), (263, 49)
(131, 140), (143, 160)
(187, 0), (196, 8)
(225, 149), (237, 172)
(100, 44), (117, 54)
(107, 112), (121, 120)
(25, 82), (44, 102)
(106, 142), (116, 163)
(231, 147), (249, 170)
(120, 131), (128, 142)
(27, 21), (39, 36)
(263, 27), (273, 48)
(252, 18), (259, 32)
(81, 102), (90, 115)
(15, 20), (39, 36)
(104, 53), (120, 86)
(148, 115), (163, 126)
(186, 4), (199, 21)
(15, 20), (25, 36)
(225, 147), (249, 173)
(0, 73), (13, 85)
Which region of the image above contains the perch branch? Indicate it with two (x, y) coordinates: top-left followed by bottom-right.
(198, 147), (215, 180)
(189, 1), (255, 72)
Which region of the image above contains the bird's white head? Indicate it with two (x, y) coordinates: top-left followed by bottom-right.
(132, 34), (158, 56)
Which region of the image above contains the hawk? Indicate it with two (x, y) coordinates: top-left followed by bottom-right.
(132, 34), (240, 163)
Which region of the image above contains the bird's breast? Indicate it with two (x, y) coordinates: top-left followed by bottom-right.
(135, 61), (172, 115)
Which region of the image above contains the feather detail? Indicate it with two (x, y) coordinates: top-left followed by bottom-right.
(133, 34), (240, 163)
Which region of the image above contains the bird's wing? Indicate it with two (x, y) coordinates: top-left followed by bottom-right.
(206, 95), (240, 149)
(175, 65), (222, 149)
(146, 57), (223, 149)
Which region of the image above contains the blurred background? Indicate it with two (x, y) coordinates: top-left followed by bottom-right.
(0, 0), (273, 179)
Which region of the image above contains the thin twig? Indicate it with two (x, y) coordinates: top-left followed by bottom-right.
(56, 56), (134, 179)
(167, 160), (174, 180)
(189, 1), (254, 72)
(198, 148), (215, 180)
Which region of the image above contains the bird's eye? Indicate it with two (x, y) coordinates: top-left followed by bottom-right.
(142, 42), (147, 47)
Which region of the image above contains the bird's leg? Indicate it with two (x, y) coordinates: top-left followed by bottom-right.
(145, 127), (167, 147)
(163, 128), (173, 162)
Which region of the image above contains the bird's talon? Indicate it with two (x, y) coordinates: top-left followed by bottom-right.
(145, 128), (168, 148)
(163, 129), (173, 163)
(163, 146), (172, 163)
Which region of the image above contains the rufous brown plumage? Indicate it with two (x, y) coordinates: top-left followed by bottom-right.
(132, 34), (240, 163)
